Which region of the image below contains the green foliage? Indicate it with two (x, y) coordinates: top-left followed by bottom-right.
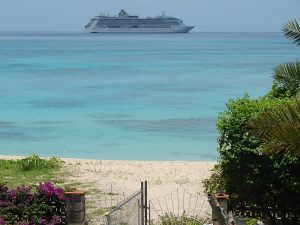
(217, 94), (288, 152)
(216, 94), (300, 221)
(20, 154), (62, 171)
(213, 18), (300, 224)
(267, 83), (293, 99)
(270, 19), (300, 98)
(0, 155), (65, 188)
(251, 96), (300, 156)
(283, 19), (300, 46)
(158, 213), (210, 225)
(253, 19), (300, 157)
(242, 218), (258, 225)
(202, 164), (224, 195)
(271, 61), (300, 97)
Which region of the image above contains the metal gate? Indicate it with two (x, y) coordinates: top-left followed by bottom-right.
(105, 181), (210, 225)
(149, 186), (211, 225)
(105, 181), (149, 225)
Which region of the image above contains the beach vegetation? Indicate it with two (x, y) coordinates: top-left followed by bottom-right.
(270, 20), (300, 98)
(0, 155), (64, 188)
(157, 212), (210, 225)
(21, 154), (62, 171)
(251, 95), (300, 156)
(251, 20), (300, 157)
(241, 218), (258, 225)
(202, 164), (224, 195)
(271, 61), (300, 98)
(283, 19), (300, 46)
(206, 18), (300, 223)
(215, 95), (300, 222)
(89, 208), (106, 217)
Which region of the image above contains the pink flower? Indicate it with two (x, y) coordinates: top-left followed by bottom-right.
(0, 200), (8, 206)
(0, 218), (7, 225)
(37, 182), (65, 201)
(51, 215), (61, 225)
(38, 218), (46, 225)
(8, 186), (33, 202)
(9, 189), (17, 199)
(16, 221), (30, 225)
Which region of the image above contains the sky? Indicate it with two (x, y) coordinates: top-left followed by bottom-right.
(0, 0), (299, 32)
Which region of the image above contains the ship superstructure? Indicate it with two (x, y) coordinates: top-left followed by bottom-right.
(85, 9), (194, 33)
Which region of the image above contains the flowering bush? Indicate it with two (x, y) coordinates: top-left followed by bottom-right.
(0, 182), (65, 225)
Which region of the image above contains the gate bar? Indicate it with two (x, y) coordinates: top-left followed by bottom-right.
(144, 181), (148, 225)
(148, 200), (151, 225)
(141, 182), (144, 225)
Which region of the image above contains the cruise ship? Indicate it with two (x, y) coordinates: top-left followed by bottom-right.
(84, 9), (194, 33)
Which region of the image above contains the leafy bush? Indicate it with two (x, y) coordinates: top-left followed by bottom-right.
(206, 18), (300, 224)
(20, 154), (62, 171)
(216, 94), (300, 223)
(0, 182), (65, 225)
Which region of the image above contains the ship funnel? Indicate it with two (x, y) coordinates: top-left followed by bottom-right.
(119, 9), (129, 17)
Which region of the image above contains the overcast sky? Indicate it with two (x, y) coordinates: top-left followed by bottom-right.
(0, 0), (299, 32)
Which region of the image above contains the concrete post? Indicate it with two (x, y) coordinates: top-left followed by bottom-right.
(212, 193), (229, 225)
(65, 191), (87, 225)
(105, 214), (111, 225)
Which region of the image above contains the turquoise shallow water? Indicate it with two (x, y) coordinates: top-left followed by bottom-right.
(0, 32), (299, 160)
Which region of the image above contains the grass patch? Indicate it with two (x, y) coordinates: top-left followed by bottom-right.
(107, 192), (119, 196)
(90, 208), (107, 216)
(241, 218), (258, 225)
(0, 154), (65, 188)
(156, 213), (211, 225)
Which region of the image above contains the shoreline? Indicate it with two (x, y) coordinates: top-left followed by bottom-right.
(0, 154), (216, 163)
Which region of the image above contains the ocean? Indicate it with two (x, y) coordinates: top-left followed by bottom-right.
(0, 32), (299, 161)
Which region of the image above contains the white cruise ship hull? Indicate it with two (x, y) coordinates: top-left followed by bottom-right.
(85, 26), (194, 33)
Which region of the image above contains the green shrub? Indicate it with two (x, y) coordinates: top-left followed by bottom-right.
(20, 154), (62, 171)
(216, 94), (300, 223)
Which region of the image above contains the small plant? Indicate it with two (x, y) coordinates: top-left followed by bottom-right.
(242, 218), (258, 225)
(202, 163), (224, 195)
(159, 213), (210, 225)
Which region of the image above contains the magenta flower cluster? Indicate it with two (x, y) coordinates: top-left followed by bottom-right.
(0, 183), (65, 225)
(37, 182), (65, 201)
(37, 215), (61, 225)
(0, 218), (7, 225)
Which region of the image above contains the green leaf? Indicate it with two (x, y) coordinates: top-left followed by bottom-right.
(282, 19), (300, 46)
(250, 96), (300, 157)
(273, 61), (300, 95)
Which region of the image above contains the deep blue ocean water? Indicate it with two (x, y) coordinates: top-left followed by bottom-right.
(0, 32), (299, 160)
